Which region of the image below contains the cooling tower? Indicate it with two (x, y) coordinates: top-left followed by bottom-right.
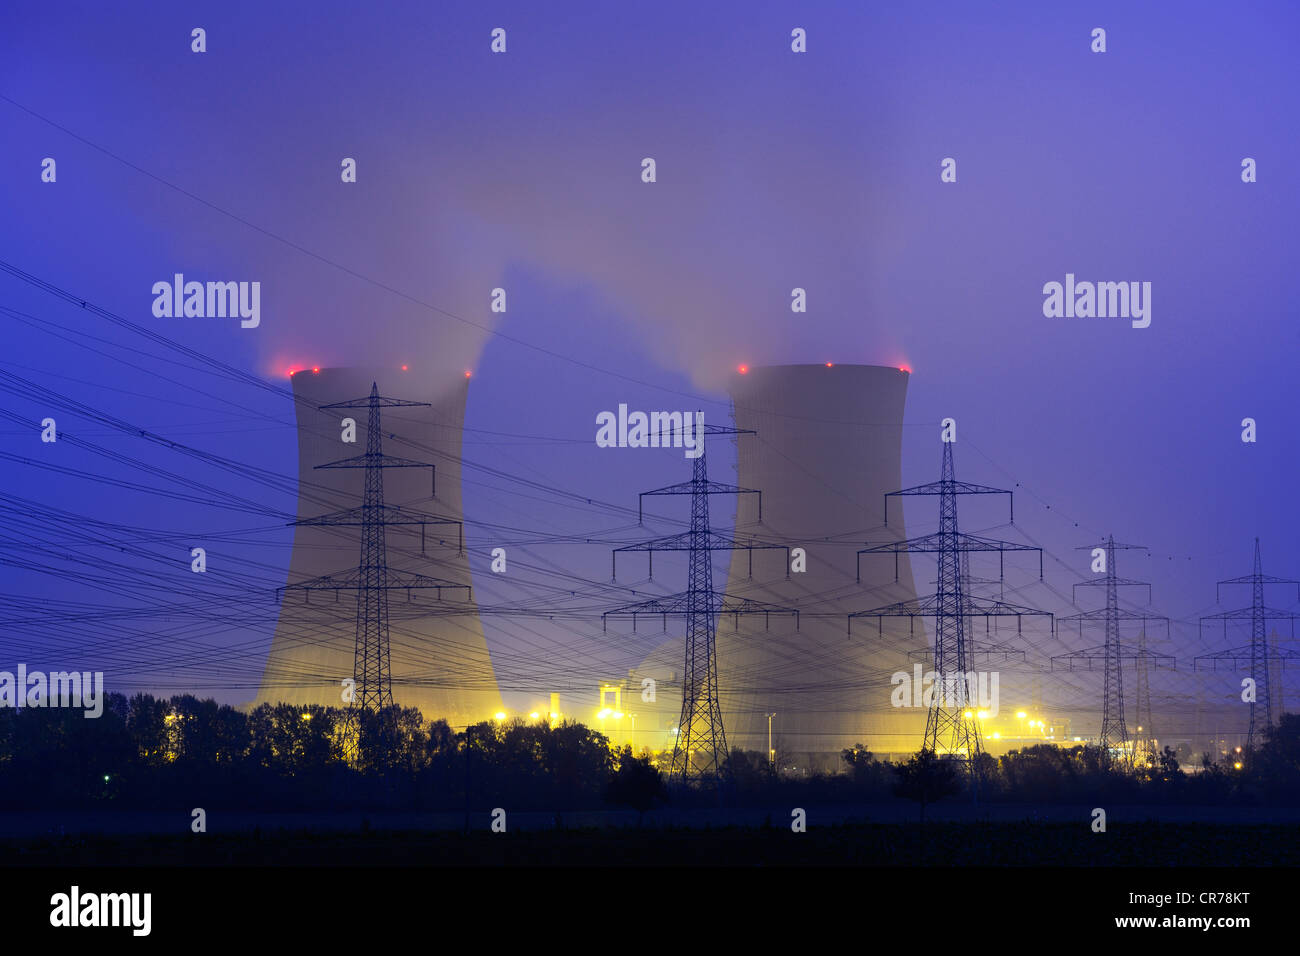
(715, 364), (923, 766)
(631, 364), (925, 769)
(256, 367), (502, 726)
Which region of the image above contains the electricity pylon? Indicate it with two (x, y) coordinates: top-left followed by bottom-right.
(1195, 538), (1300, 753)
(278, 383), (468, 764)
(849, 437), (1053, 785)
(1052, 536), (1173, 768)
(604, 421), (795, 782)
(1133, 630), (1157, 766)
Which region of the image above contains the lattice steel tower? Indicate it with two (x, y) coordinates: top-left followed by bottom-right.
(1196, 538), (1300, 753)
(1052, 536), (1172, 768)
(1134, 630), (1157, 766)
(604, 421), (795, 782)
(850, 436), (1052, 781)
(279, 383), (467, 764)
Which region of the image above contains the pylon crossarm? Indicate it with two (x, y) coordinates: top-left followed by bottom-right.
(1075, 539), (1148, 553)
(698, 423), (755, 437)
(639, 480), (761, 522)
(602, 590), (798, 632)
(613, 529), (788, 582)
(1201, 606), (1300, 622)
(887, 480), (1009, 498)
(315, 453), (432, 470)
(388, 598), (480, 617)
(319, 393), (431, 409)
(858, 532), (1044, 582)
(1062, 608), (1170, 624)
(1051, 643), (1175, 670)
(883, 474), (1015, 526)
(1215, 571), (1300, 587)
(290, 504), (460, 528)
(1073, 576), (1152, 600)
(616, 529), (784, 553)
(1121, 646), (1177, 668)
(859, 531), (1040, 556)
(1194, 646), (1300, 670)
(906, 642), (1026, 663)
(639, 479), (754, 497)
(280, 568), (468, 595)
(604, 591), (796, 617)
(850, 593), (1053, 620)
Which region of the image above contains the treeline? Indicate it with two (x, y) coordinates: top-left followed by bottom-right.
(689, 717), (1300, 810)
(0, 694), (637, 812)
(858, 714), (1300, 812)
(1, 694), (1299, 812)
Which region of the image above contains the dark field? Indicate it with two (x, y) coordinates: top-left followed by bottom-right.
(4, 820), (1297, 866)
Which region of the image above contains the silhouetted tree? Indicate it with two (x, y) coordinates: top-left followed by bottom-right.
(1254, 713), (1300, 800)
(892, 749), (962, 823)
(605, 746), (667, 825)
(170, 694), (219, 763)
(727, 748), (775, 790)
(541, 721), (614, 819)
(212, 705), (249, 764)
(127, 693), (169, 766)
(841, 742), (893, 796)
(842, 742), (874, 776)
(1158, 745), (1180, 776)
(425, 718), (457, 759)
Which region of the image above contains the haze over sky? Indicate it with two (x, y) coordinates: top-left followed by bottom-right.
(2, 1), (1298, 723)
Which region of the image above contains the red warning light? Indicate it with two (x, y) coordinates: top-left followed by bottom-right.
(738, 364), (749, 374)
(311, 367), (320, 374)
(899, 365), (911, 374)
(464, 370), (472, 379)
(401, 364), (409, 371)
(286, 367), (296, 377)
(825, 362), (834, 368)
